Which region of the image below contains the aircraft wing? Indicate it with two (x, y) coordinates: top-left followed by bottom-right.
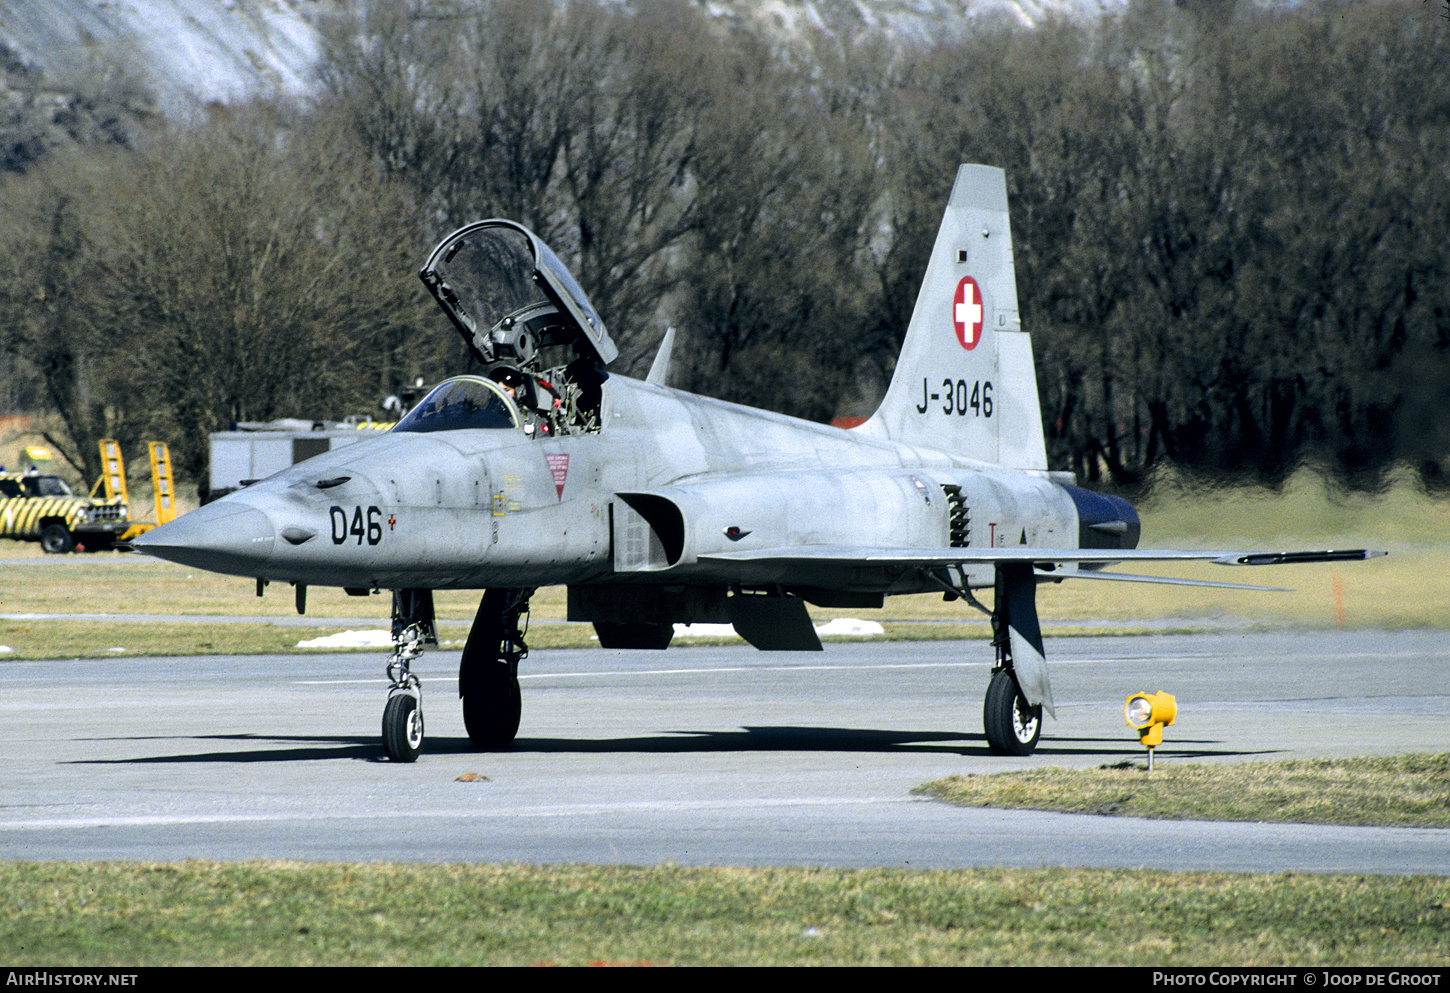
(697, 545), (1383, 591)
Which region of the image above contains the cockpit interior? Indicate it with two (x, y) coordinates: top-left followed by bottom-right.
(418, 221), (615, 439)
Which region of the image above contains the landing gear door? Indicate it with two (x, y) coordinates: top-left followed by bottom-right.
(419, 220), (619, 368)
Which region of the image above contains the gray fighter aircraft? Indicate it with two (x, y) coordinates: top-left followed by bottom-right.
(131, 165), (1379, 761)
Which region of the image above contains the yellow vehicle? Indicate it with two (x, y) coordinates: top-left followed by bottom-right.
(0, 470), (129, 553)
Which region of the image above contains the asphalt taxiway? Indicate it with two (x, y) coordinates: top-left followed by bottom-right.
(1, 631), (1446, 872)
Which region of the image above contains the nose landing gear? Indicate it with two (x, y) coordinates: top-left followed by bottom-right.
(381, 590), (438, 762)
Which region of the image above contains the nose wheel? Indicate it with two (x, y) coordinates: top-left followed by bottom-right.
(382, 686), (424, 762)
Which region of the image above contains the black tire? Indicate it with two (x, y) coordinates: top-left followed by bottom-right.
(40, 524), (75, 554)
(382, 693), (424, 762)
(81, 533), (114, 553)
(461, 662), (521, 749)
(983, 668), (1042, 756)
(459, 590), (523, 749)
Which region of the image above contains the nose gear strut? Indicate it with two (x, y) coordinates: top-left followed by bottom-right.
(381, 589), (438, 762)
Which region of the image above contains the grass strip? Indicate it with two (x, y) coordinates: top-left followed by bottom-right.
(0, 621), (346, 659)
(2, 861), (1447, 966)
(1, 619), (1199, 659)
(0, 619), (610, 659)
(915, 754), (1450, 828)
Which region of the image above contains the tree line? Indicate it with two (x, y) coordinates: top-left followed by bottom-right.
(1, 0), (1446, 494)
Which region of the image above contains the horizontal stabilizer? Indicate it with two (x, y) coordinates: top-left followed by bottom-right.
(1053, 571), (1289, 592)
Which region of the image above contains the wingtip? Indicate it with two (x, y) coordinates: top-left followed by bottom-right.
(1217, 549), (1388, 567)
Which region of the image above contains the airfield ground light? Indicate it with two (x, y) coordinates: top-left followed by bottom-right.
(1125, 691), (1177, 772)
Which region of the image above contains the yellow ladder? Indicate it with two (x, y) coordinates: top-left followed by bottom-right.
(97, 439), (129, 503)
(101, 440), (180, 540)
(148, 442), (177, 525)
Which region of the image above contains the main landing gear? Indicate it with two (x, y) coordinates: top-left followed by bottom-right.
(930, 562), (1049, 757)
(982, 563), (1048, 756)
(459, 587), (534, 749)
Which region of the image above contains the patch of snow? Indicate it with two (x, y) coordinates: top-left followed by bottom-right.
(673, 617), (885, 638)
(297, 629), (392, 649)
(814, 617), (886, 637)
(673, 622), (739, 638)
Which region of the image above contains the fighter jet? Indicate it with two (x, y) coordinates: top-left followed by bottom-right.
(131, 164), (1380, 761)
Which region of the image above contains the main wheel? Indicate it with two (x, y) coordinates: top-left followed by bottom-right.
(460, 590), (524, 749)
(382, 693), (424, 762)
(40, 524), (75, 554)
(461, 662), (521, 749)
(983, 668), (1042, 756)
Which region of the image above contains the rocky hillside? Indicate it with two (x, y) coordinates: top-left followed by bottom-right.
(0, 0), (1132, 113)
(0, 0), (324, 111)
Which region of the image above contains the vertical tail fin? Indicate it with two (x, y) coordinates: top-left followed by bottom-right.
(858, 165), (1047, 471)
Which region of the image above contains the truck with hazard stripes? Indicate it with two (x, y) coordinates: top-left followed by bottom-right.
(0, 471), (130, 553)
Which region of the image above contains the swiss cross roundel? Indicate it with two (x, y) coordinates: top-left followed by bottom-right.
(953, 277), (984, 351)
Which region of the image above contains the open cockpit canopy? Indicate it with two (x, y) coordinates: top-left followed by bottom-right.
(419, 221), (618, 369)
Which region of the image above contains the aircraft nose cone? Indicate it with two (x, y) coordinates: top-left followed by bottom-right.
(130, 501), (276, 575)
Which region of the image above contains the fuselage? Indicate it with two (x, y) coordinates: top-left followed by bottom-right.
(133, 374), (1136, 596)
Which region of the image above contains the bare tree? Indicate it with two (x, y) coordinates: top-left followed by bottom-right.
(0, 164), (137, 480)
(673, 29), (885, 419)
(0, 105), (429, 484)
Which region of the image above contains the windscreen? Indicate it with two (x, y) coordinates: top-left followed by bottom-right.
(391, 378), (521, 434)
(23, 476), (73, 497)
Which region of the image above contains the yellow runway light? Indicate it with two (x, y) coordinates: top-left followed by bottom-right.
(1125, 690), (1177, 769)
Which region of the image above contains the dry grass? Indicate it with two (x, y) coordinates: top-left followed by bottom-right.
(2, 861), (1447, 966)
(917, 754), (1450, 828)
